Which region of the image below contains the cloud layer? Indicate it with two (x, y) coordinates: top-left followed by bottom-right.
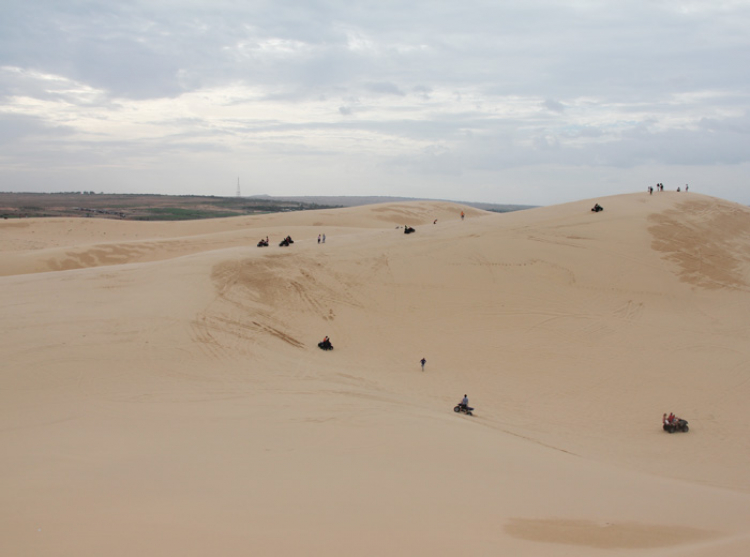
(2, 1), (749, 204)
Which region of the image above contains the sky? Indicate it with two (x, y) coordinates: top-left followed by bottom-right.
(1, 0), (749, 206)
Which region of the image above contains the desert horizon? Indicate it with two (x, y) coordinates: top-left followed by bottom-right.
(2, 190), (749, 556)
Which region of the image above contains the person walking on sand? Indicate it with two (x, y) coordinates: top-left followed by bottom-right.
(420, 357), (426, 371)
(322, 233), (326, 243)
(460, 210), (465, 221)
(318, 234), (321, 244)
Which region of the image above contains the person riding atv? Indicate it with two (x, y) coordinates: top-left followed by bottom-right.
(662, 412), (689, 433)
(318, 336), (333, 350)
(453, 394), (473, 416)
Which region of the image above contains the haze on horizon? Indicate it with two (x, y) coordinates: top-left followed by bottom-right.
(1, 1), (750, 206)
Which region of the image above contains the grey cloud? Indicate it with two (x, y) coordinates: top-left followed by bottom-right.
(73, 37), (184, 99)
(532, 134), (561, 151)
(413, 85), (432, 99)
(2, 1), (750, 204)
(698, 113), (750, 135)
(611, 127), (750, 167)
(365, 82), (405, 96)
(4, 1), (749, 103)
(0, 114), (76, 145)
(378, 110), (750, 178)
(543, 99), (565, 113)
(562, 126), (604, 139)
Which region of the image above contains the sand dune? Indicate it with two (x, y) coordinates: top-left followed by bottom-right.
(0, 201), (479, 276)
(2, 192), (749, 556)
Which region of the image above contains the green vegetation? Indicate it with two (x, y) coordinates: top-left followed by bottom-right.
(0, 193), (341, 221)
(135, 207), (244, 221)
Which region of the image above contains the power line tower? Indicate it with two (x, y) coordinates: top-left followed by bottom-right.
(236, 177), (241, 198)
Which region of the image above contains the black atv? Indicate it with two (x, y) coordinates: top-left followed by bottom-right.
(318, 339), (333, 351)
(663, 419), (689, 433)
(453, 404), (474, 416)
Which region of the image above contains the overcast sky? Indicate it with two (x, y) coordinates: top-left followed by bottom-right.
(1, 1), (749, 205)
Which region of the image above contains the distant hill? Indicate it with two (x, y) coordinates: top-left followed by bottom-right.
(0, 192), (341, 220)
(0, 191), (534, 221)
(250, 194), (536, 213)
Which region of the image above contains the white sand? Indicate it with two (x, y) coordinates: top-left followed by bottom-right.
(2, 192), (749, 556)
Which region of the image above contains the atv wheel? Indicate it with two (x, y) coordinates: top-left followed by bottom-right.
(453, 406), (460, 413)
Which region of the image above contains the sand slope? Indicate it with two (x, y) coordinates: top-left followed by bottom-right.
(1, 192), (749, 556)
